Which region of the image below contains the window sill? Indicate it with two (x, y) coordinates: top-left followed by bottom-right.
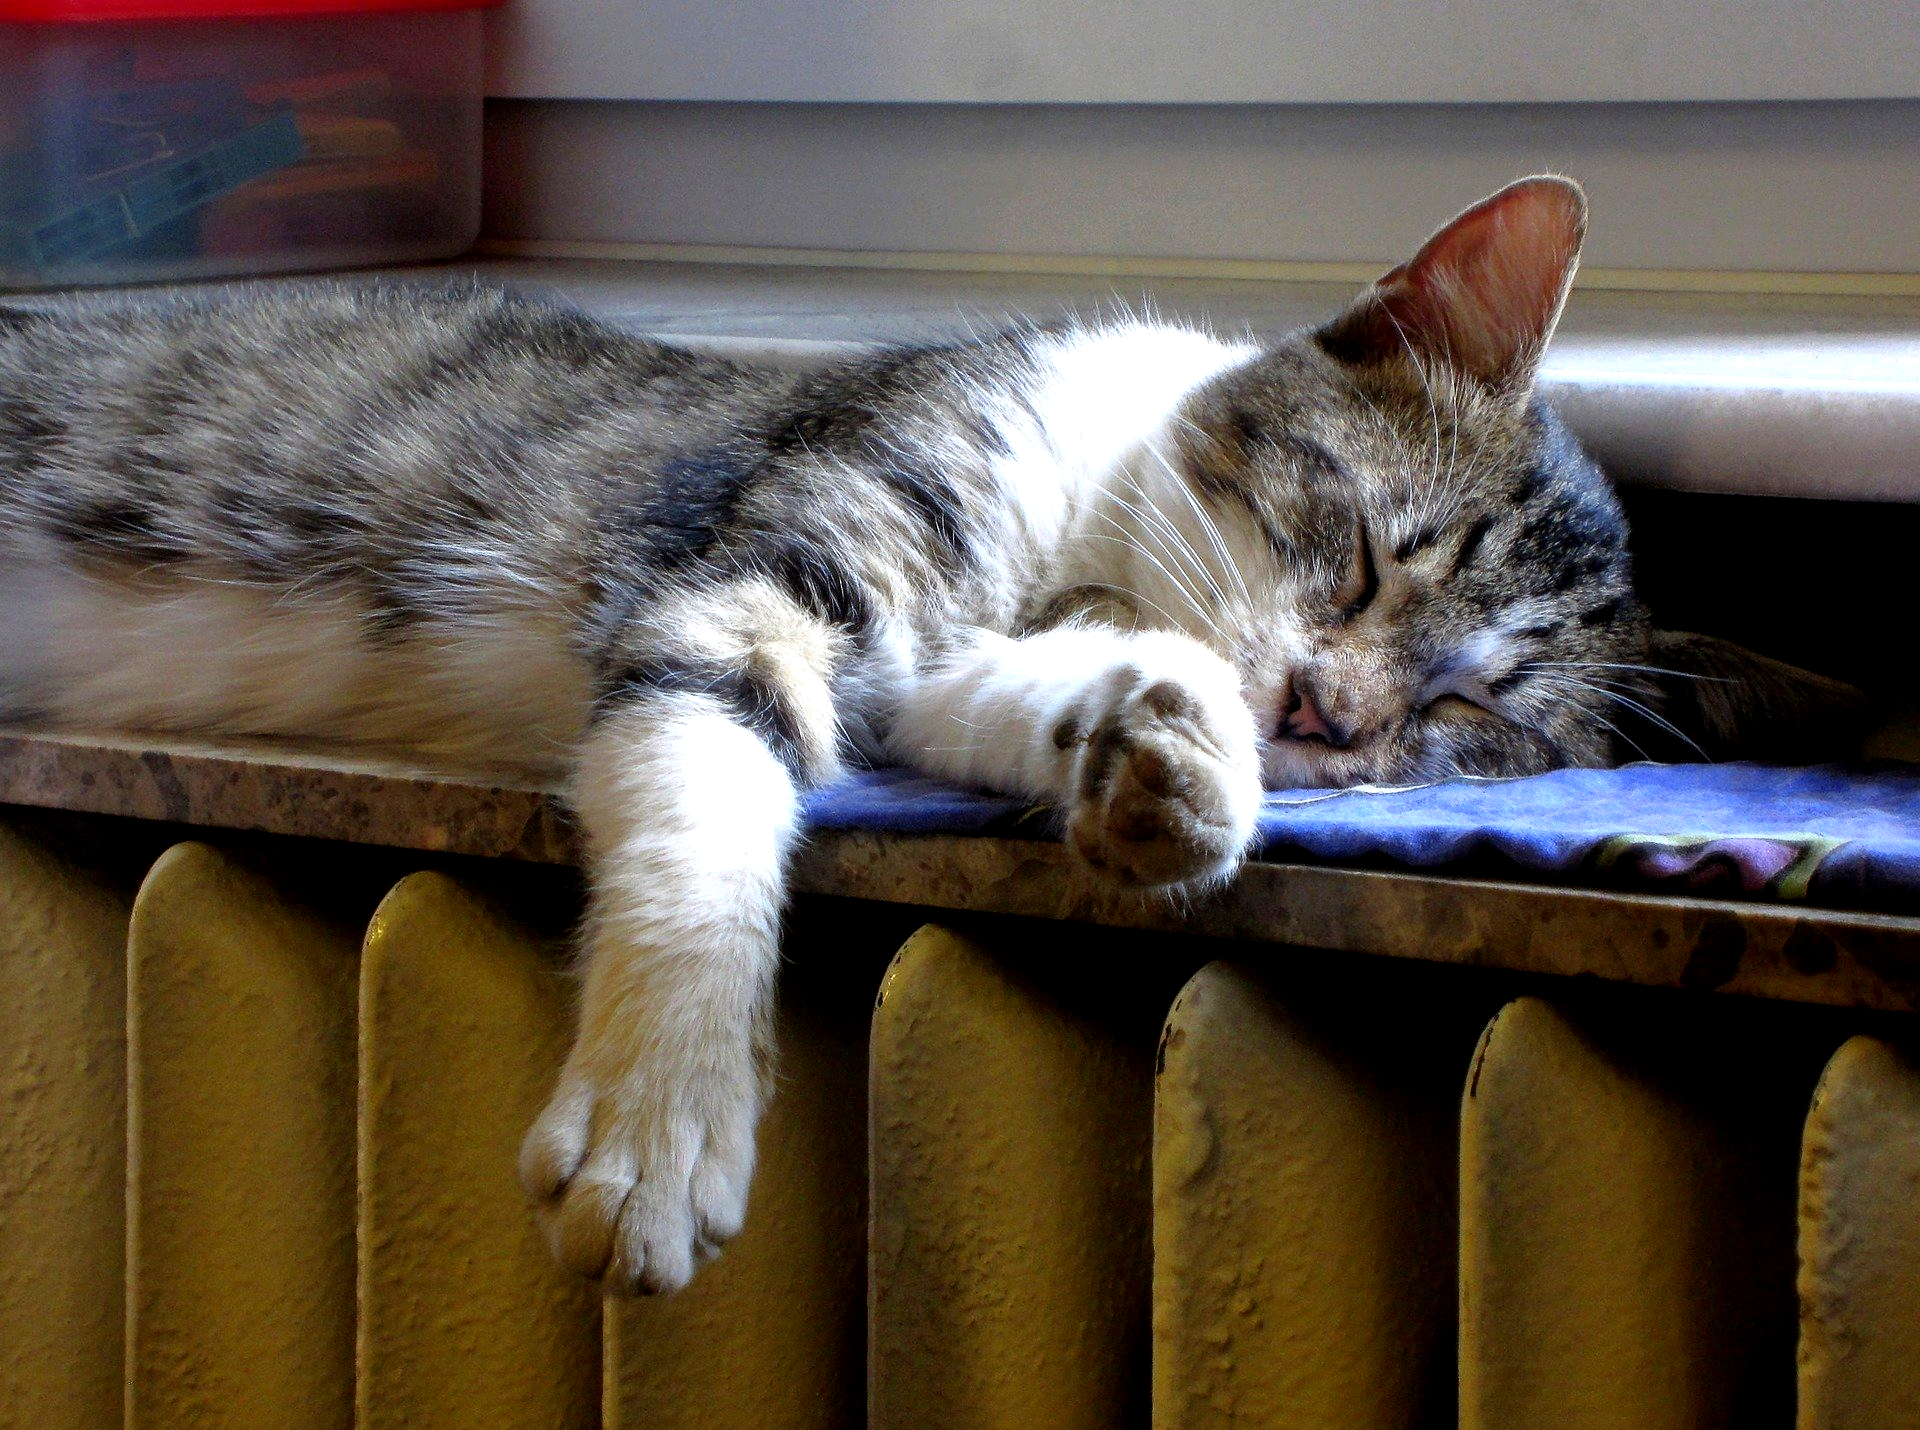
(12, 253), (1916, 500)
(449, 254), (1920, 504)
(2, 724), (1915, 1012)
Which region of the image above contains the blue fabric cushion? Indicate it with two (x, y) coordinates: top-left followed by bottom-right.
(800, 761), (1920, 910)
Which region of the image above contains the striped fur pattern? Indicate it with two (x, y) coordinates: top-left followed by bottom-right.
(0, 179), (1721, 1291)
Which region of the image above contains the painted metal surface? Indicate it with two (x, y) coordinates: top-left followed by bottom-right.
(357, 872), (600, 1427)
(1152, 960), (1487, 1428)
(1460, 995), (1816, 1428)
(1, 775), (1918, 1422)
(605, 901), (891, 1428)
(126, 842), (361, 1428)
(1798, 1035), (1920, 1428)
(0, 818), (138, 1429)
(870, 922), (1189, 1428)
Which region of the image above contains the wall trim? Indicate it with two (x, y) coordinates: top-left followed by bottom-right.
(472, 238), (1920, 298)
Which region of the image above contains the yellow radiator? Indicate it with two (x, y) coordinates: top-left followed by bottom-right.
(1, 812), (1915, 1428)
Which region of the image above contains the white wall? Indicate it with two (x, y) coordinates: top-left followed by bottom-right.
(482, 99), (1920, 274)
(485, 0), (1920, 104)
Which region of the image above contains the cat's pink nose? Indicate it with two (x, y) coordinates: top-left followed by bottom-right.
(1279, 675), (1347, 748)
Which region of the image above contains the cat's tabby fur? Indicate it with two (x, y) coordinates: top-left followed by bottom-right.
(0, 178), (1845, 1292)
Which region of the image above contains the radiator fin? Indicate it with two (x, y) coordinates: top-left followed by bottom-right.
(1459, 995), (1810, 1428)
(356, 872), (601, 1428)
(1151, 960), (1481, 1429)
(604, 904), (882, 1429)
(1796, 1035), (1920, 1428)
(126, 843), (360, 1428)
(0, 821), (136, 1430)
(869, 923), (1179, 1428)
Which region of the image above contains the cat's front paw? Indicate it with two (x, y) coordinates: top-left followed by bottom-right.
(518, 1039), (762, 1296)
(1065, 664), (1261, 889)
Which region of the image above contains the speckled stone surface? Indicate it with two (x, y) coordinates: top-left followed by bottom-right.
(2, 726), (1918, 1013)
(0, 728), (576, 865)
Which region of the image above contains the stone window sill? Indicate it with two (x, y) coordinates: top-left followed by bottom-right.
(454, 255), (1920, 504)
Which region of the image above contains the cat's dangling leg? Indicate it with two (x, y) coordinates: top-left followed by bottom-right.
(520, 582), (843, 1294)
(890, 624), (1264, 888)
(519, 697), (798, 1293)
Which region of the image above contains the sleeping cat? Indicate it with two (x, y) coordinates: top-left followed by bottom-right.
(0, 176), (1847, 1294)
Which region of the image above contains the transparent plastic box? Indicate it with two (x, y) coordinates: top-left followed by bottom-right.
(0, 0), (499, 288)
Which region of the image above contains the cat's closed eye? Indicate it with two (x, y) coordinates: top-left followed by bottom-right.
(1485, 670), (1529, 698)
(1333, 520), (1380, 622)
(1421, 692), (1494, 722)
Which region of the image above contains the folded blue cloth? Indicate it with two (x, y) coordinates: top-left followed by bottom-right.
(801, 761), (1920, 910)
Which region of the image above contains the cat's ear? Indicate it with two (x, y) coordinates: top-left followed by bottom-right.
(1629, 630), (1870, 764)
(1318, 175), (1587, 395)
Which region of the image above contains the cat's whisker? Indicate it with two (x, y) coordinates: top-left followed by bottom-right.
(1128, 486), (1241, 616)
(1143, 438), (1254, 610)
(1528, 669), (1665, 708)
(1533, 688), (1654, 763)
(1429, 381), (1473, 533)
(1164, 410), (1297, 604)
(1067, 579), (1193, 635)
(1437, 329), (1465, 513)
(1528, 667), (1656, 693)
(1530, 659), (1736, 685)
(1080, 523), (1227, 643)
(1106, 483), (1236, 619)
(1404, 327), (1461, 536)
(1103, 487), (1207, 587)
(1417, 348), (1478, 537)
(1079, 519), (1202, 614)
(1384, 313), (1448, 536)
(1528, 679), (1651, 760)
(1535, 673), (1711, 761)
(1088, 492), (1222, 620)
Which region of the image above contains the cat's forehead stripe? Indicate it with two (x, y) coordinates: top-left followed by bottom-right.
(1278, 430), (1348, 482)
(1393, 523), (1448, 562)
(1447, 514), (1498, 575)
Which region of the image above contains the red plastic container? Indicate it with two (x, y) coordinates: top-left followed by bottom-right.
(1, 0), (502, 287)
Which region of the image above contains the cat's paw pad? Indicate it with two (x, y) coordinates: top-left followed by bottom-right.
(1067, 674), (1260, 889)
(518, 1059), (758, 1296)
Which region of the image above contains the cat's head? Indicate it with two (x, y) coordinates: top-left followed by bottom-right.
(1135, 176), (1860, 788)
